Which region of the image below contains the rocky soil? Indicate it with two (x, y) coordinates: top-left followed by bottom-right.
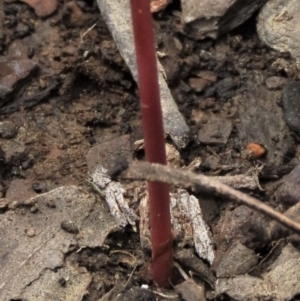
(1, 0), (300, 300)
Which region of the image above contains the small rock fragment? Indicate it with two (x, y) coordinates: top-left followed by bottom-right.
(8, 201), (19, 210)
(0, 198), (8, 209)
(61, 220), (79, 234)
(281, 81), (300, 134)
(189, 77), (210, 92)
(216, 205), (266, 251)
(15, 22), (31, 39)
(0, 59), (37, 106)
(215, 77), (236, 99)
(198, 115), (233, 145)
(30, 205), (39, 213)
(6, 179), (37, 203)
(201, 155), (219, 171)
(265, 76), (287, 90)
(175, 279), (206, 301)
(215, 241), (258, 278)
(58, 277), (67, 287)
(278, 165), (300, 208)
(175, 248), (216, 286)
(86, 135), (132, 173)
(19, 0), (58, 18)
(26, 227), (36, 237)
(46, 199), (56, 208)
(195, 70), (217, 82)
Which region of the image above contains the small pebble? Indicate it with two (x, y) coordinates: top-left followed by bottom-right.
(26, 227), (36, 237)
(46, 199), (56, 208)
(0, 199), (9, 209)
(58, 277), (67, 287)
(9, 201), (19, 210)
(61, 220), (79, 234)
(30, 205), (39, 213)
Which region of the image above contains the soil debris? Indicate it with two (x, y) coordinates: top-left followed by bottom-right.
(19, 0), (58, 17)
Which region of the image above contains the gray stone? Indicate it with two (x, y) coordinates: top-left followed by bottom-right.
(215, 244), (300, 301)
(281, 81), (300, 134)
(86, 134), (132, 173)
(278, 165), (300, 208)
(235, 82), (295, 166)
(198, 115), (233, 145)
(182, 0), (267, 39)
(216, 241), (258, 278)
(258, 0), (300, 63)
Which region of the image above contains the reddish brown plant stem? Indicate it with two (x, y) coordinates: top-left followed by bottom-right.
(129, 0), (173, 287)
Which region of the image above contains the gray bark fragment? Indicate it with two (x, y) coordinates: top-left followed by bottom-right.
(0, 186), (117, 301)
(96, 0), (189, 148)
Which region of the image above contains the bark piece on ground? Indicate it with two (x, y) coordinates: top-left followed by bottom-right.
(0, 185), (117, 301)
(257, 0), (300, 63)
(215, 243), (300, 301)
(182, 0), (267, 39)
(96, 0), (190, 148)
(139, 189), (215, 264)
(91, 165), (139, 227)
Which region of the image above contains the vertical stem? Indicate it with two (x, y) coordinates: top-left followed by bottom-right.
(130, 0), (173, 287)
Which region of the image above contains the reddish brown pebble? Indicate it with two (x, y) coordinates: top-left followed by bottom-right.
(246, 143), (266, 159)
(150, 0), (170, 12)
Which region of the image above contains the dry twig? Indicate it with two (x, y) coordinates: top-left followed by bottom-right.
(116, 161), (300, 235)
